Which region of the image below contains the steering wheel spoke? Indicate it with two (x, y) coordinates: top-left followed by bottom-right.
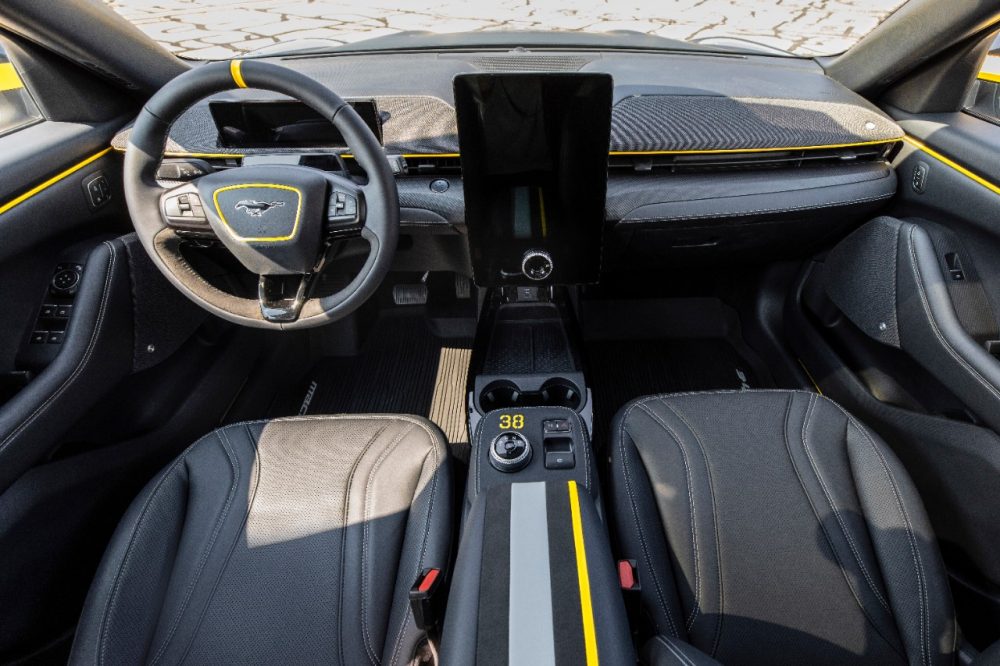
(258, 273), (313, 323)
(158, 181), (215, 238)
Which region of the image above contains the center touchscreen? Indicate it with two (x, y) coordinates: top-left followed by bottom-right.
(453, 73), (613, 286)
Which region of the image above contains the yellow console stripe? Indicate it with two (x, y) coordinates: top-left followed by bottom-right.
(230, 59), (247, 89)
(0, 63), (23, 92)
(568, 480), (599, 665)
(0, 148), (112, 217)
(538, 187), (548, 238)
(902, 135), (1000, 197)
(212, 183), (301, 242)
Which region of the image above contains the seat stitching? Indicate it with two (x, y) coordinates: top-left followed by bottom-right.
(174, 424), (265, 664)
(782, 395), (904, 659)
(617, 399), (680, 637)
(0, 242), (118, 458)
(846, 413), (931, 666)
(97, 428), (209, 665)
(656, 635), (697, 666)
(656, 400), (725, 658)
(359, 423), (418, 665)
(338, 424), (391, 666)
(798, 394), (891, 612)
(388, 429), (444, 666)
(636, 404), (701, 631)
(905, 224), (1000, 402)
(148, 424), (242, 665)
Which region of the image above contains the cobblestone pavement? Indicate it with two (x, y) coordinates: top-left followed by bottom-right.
(105, 0), (908, 60)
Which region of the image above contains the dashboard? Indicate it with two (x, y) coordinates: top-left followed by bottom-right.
(113, 48), (903, 274)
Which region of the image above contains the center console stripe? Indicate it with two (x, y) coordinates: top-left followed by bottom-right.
(568, 480), (599, 665)
(509, 482), (557, 666)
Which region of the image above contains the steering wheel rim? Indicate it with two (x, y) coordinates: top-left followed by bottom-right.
(123, 59), (398, 329)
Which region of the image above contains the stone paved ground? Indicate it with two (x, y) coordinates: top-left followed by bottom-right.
(105, 0), (908, 60)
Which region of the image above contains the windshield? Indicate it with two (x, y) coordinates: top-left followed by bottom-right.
(105, 0), (909, 59)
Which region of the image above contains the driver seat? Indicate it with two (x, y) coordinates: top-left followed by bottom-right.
(69, 415), (452, 665)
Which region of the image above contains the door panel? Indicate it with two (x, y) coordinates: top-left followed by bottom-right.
(0, 31), (266, 663)
(793, 100), (1000, 646)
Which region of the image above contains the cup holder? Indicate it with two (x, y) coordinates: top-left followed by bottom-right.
(479, 380), (521, 413)
(478, 378), (582, 412)
(539, 378), (582, 409)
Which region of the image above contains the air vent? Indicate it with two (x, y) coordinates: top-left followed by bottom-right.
(400, 155), (463, 175)
(608, 142), (900, 174)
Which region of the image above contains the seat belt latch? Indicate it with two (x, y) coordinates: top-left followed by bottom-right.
(409, 567), (444, 631)
(619, 559), (643, 635)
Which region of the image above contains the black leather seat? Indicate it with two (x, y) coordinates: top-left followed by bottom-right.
(610, 390), (957, 666)
(69, 415), (452, 665)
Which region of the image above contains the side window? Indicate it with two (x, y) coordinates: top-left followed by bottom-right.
(0, 43), (42, 136)
(0, 42), (42, 136)
(967, 34), (1000, 125)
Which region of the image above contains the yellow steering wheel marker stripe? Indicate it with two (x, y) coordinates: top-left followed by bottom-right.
(230, 60), (248, 89)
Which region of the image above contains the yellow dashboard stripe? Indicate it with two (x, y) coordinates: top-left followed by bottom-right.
(164, 151), (244, 159)
(119, 142), (901, 161)
(0, 148), (112, 217)
(568, 480), (599, 666)
(978, 72), (1000, 85)
(230, 60), (247, 89)
(0, 63), (23, 92)
(609, 137), (899, 156)
(902, 135), (1000, 197)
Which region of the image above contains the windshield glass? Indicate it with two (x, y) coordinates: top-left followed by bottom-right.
(105, 0), (909, 59)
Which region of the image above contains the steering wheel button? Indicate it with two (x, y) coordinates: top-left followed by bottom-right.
(164, 196), (182, 217)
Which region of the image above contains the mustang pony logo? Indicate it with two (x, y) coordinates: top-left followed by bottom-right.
(234, 199), (286, 217)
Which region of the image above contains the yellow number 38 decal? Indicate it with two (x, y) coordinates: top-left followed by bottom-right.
(499, 414), (525, 429)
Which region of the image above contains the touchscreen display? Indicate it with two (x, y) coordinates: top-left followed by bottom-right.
(454, 73), (613, 285)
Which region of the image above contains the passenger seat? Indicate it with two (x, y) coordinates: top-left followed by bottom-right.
(609, 390), (956, 665)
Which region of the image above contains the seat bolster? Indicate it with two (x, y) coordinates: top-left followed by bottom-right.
(845, 417), (957, 666)
(642, 635), (722, 666)
(70, 422), (265, 665)
(379, 418), (453, 666)
(608, 401), (688, 640)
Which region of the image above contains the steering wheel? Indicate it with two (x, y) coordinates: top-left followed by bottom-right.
(123, 60), (398, 329)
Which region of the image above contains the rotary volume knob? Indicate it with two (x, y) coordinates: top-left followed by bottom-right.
(489, 431), (532, 473)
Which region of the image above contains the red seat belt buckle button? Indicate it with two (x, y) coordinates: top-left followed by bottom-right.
(618, 559), (640, 591)
(409, 567), (444, 630)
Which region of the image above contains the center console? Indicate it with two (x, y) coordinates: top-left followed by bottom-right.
(436, 73), (633, 664)
(441, 289), (634, 663)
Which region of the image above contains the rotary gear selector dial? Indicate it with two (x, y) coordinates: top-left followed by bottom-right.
(489, 431), (532, 472)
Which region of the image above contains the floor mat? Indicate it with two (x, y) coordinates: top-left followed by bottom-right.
(585, 338), (769, 446)
(272, 314), (471, 443)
